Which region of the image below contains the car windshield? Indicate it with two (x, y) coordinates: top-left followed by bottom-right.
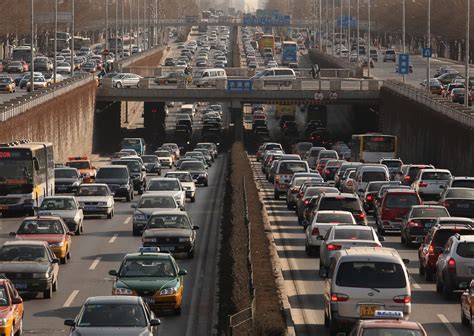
(148, 180), (180, 191)
(316, 213), (354, 224)
(155, 151), (170, 157)
(319, 198), (361, 211)
(367, 182), (387, 192)
(446, 189), (474, 198)
(55, 169), (77, 178)
(141, 156), (158, 163)
(40, 199), (76, 210)
(411, 207), (449, 218)
(119, 259), (176, 277)
(96, 168), (128, 179)
(180, 162), (205, 171)
(76, 186), (109, 196)
(362, 330), (423, 336)
(336, 262), (406, 288)
(66, 161), (90, 170)
(77, 303), (147, 327)
(421, 172), (451, 180)
(385, 195), (419, 208)
(146, 215), (190, 229)
(362, 172), (387, 182)
(334, 228), (373, 240)
(0, 246), (47, 262)
(18, 219), (64, 234)
(165, 173), (193, 182)
(278, 162), (308, 174)
(137, 196), (176, 208)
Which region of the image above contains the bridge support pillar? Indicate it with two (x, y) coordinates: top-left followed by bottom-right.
(93, 101), (122, 153)
(143, 102), (166, 147)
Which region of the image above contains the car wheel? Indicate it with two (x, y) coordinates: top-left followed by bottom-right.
(461, 308), (470, 326)
(436, 273), (443, 293)
(67, 250), (71, 260)
(400, 234), (406, 245)
(191, 196), (196, 202)
(442, 276), (452, 299)
(44, 285), (53, 299)
(75, 226), (81, 236)
(52, 278), (58, 292)
(126, 192), (132, 202)
(15, 317), (22, 336)
(174, 306), (182, 315)
(60, 256), (67, 264)
(115, 82), (122, 88)
(324, 309), (330, 327)
(107, 209), (114, 219)
(204, 181), (208, 187)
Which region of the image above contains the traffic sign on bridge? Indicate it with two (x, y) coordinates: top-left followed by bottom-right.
(227, 80), (253, 93)
(398, 53), (410, 75)
(422, 48), (432, 58)
(243, 14), (291, 26)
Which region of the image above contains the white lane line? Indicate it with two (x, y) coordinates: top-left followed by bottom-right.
(124, 216), (131, 225)
(411, 278), (421, 289)
(437, 314), (460, 336)
(63, 290), (79, 307)
(109, 233), (119, 243)
(89, 257), (101, 270)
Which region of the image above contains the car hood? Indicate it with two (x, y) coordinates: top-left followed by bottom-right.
(134, 208), (177, 216)
(95, 178), (129, 184)
(15, 234), (65, 244)
(37, 209), (77, 218)
(76, 196), (110, 203)
(0, 261), (50, 272)
(144, 190), (182, 198)
(143, 228), (192, 238)
(71, 327), (152, 336)
(180, 182), (195, 189)
(117, 276), (178, 291)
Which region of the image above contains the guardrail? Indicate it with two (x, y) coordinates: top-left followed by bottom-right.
(0, 73), (94, 122)
(383, 80), (474, 129)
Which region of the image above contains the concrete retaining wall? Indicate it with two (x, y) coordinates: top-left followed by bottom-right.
(308, 49), (363, 78)
(380, 88), (474, 175)
(0, 81), (97, 162)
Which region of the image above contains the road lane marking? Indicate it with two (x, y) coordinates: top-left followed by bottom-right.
(124, 216), (131, 225)
(109, 233), (119, 243)
(89, 257), (101, 270)
(411, 279), (421, 289)
(437, 314), (460, 336)
(63, 290), (79, 307)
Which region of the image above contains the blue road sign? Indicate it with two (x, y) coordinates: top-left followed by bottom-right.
(398, 53), (410, 75)
(337, 15), (356, 28)
(227, 80), (253, 93)
(242, 14), (290, 26)
(422, 47), (432, 58)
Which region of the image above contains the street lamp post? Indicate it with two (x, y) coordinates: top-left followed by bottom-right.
(326, 0), (329, 52)
(402, 0), (406, 83)
(332, 0), (335, 57)
(30, 0), (34, 92)
(319, 0), (323, 51)
(313, 0), (317, 49)
(465, 0), (470, 107)
(115, 0), (118, 61)
(121, 0), (125, 59)
(105, 0), (108, 52)
(356, 0), (359, 64)
(367, 0), (371, 78)
(339, 0), (342, 58)
(54, 0), (57, 83)
(71, 0), (75, 77)
(426, 0), (431, 93)
(348, 0), (351, 60)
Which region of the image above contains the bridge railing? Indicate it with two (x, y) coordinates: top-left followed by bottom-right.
(384, 80), (474, 129)
(0, 73), (95, 122)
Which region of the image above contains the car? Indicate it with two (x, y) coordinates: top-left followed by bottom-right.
(347, 313), (427, 336)
(74, 184), (115, 218)
(18, 72), (42, 89)
(447, 176), (474, 189)
(6, 61), (24, 73)
(161, 143), (180, 161)
(314, 193), (368, 225)
(286, 174), (324, 210)
(132, 191), (180, 234)
(141, 155), (162, 174)
(400, 205), (450, 247)
(154, 70), (187, 85)
(383, 49), (396, 62)
(0, 76), (16, 93)
(418, 223), (474, 281)
(437, 71), (463, 85)
(112, 73), (142, 88)
(460, 280), (474, 331)
(379, 158), (404, 178)
(304, 210), (357, 256)
(362, 181), (398, 213)
(141, 210), (199, 257)
(164, 57), (175, 66)
(0, 277), (24, 336)
(319, 225), (383, 271)
(436, 234), (474, 298)
(273, 160), (310, 199)
(164, 171), (197, 202)
(412, 168), (452, 201)
(108, 247), (187, 314)
(38, 196), (84, 234)
(334, 162), (362, 189)
(65, 156), (97, 183)
(0, 240), (59, 298)
(439, 187), (474, 217)
(81, 62), (97, 73)
(121, 137), (146, 156)
(195, 142), (218, 159)
(113, 159), (147, 195)
(64, 295), (161, 334)
(322, 159), (345, 181)
(95, 165), (134, 201)
(300, 186), (339, 225)
(54, 167), (82, 193)
(154, 150), (173, 168)
(450, 88), (472, 105)
(376, 189), (422, 234)
(420, 78), (444, 95)
(194, 148), (214, 165)
(177, 160), (209, 186)
(146, 177), (185, 205)
(26, 76), (49, 91)
(56, 62), (72, 74)
(12, 216), (73, 264)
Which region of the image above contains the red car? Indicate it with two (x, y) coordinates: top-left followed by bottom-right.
(376, 189), (422, 234)
(418, 223), (474, 281)
(315, 158), (330, 174)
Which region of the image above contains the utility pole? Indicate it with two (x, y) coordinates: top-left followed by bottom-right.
(115, 0), (118, 61)
(137, 0), (140, 50)
(356, 0), (359, 64)
(325, 0), (329, 53)
(339, 0), (343, 58)
(313, 0), (317, 49)
(402, 0), (406, 83)
(71, 0), (75, 77)
(30, 0), (34, 92)
(129, 0), (132, 46)
(465, 0), (470, 107)
(121, 0), (125, 58)
(54, 0), (57, 83)
(319, 0), (322, 51)
(426, 0), (431, 93)
(347, 0), (351, 60)
(105, 0), (108, 52)
(367, 0), (371, 78)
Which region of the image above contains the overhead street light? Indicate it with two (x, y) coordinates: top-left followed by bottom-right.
(30, 0), (34, 92)
(465, 0), (470, 107)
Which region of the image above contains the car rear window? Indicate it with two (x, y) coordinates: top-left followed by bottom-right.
(421, 172), (451, 180)
(297, 143), (313, 152)
(335, 262), (406, 288)
(319, 197), (361, 211)
(382, 161), (402, 168)
(316, 213), (354, 223)
(446, 189), (474, 198)
(385, 194), (420, 208)
(412, 207), (449, 218)
(278, 162), (308, 174)
(362, 171), (387, 182)
(433, 229), (473, 247)
(456, 242), (474, 258)
(367, 182), (387, 192)
(334, 229), (373, 240)
(319, 152), (337, 159)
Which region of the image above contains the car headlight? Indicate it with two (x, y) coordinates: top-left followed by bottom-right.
(159, 288), (177, 295)
(199, 173), (207, 178)
(142, 237), (156, 242)
(179, 237), (191, 243)
(32, 272), (50, 279)
(183, 186), (190, 190)
(0, 318), (9, 326)
(134, 214), (146, 221)
(50, 242), (64, 248)
(114, 287), (133, 295)
(120, 184), (130, 189)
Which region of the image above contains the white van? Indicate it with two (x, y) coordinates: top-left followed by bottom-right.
(180, 104), (196, 120)
(321, 247), (411, 334)
(193, 68), (227, 87)
(251, 67), (296, 86)
(354, 165), (389, 196)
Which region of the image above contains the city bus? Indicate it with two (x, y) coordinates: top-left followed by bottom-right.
(351, 133), (398, 163)
(281, 41), (298, 65)
(108, 37), (123, 54)
(0, 141), (55, 215)
(12, 46), (34, 63)
(258, 35), (275, 53)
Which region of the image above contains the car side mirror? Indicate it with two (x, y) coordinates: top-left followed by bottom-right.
(108, 270), (118, 276)
(180, 206), (185, 211)
(142, 167), (146, 171)
(11, 296), (22, 304)
(192, 225), (199, 230)
(52, 258), (60, 264)
(319, 267), (329, 278)
(9, 232), (16, 237)
(178, 269), (188, 276)
(150, 318), (161, 326)
(64, 319), (76, 327)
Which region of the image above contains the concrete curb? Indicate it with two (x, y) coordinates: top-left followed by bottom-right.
(246, 153), (296, 336)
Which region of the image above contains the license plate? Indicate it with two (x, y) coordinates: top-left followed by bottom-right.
(159, 246), (175, 252)
(360, 305), (380, 317)
(85, 206), (97, 211)
(143, 297), (155, 304)
(14, 283), (27, 289)
(57, 186), (67, 190)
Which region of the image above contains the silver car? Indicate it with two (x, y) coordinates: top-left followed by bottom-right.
(146, 178), (186, 207)
(112, 73), (143, 88)
(38, 196), (84, 234)
(75, 184), (115, 219)
(164, 171), (197, 202)
(132, 194), (179, 236)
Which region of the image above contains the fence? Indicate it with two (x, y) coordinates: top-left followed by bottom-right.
(0, 73), (94, 122)
(227, 176), (255, 336)
(383, 80), (474, 129)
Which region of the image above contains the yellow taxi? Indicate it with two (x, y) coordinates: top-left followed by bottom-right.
(0, 77), (16, 93)
(65, 156), (97, 183)
(0, 277), (24, 336)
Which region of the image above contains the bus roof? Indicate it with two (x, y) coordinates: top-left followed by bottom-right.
(0, 142), (53, 151)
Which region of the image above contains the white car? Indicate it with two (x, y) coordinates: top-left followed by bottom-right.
(74, 184), (115, 219)
(56, 62), (71, 74)
(38, 196), (84, 234)
(112, 73), (143, 88)
(154, 150), (173, 168)
(145, 177), (186, 207)
(164, 171), (197, 202)
(305, 210), (356, 256)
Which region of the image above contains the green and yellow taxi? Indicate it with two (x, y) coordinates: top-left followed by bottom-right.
(109, 247), (187, 315)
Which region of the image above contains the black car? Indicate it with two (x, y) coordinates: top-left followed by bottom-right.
(141, 210), (199, 258)
(439, 188), (474, 218)
(279, 114), (296, 129)
(314, 192), (368, 225)
(309, 128), (332, 147)
(95, 165), (134, 201)
(178, 161), (208, 186)
(164, 57), (175, 66)
(0, 240), (59, 298)
(112, 160), (146, 195)
(54, 167), (82, 193)
(176, 119), (192, 132)
(362, 181), (397, 213)
(141, 155), (162, 174)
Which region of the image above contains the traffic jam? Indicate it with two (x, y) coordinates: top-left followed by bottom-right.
(249, 104), (474, 336)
